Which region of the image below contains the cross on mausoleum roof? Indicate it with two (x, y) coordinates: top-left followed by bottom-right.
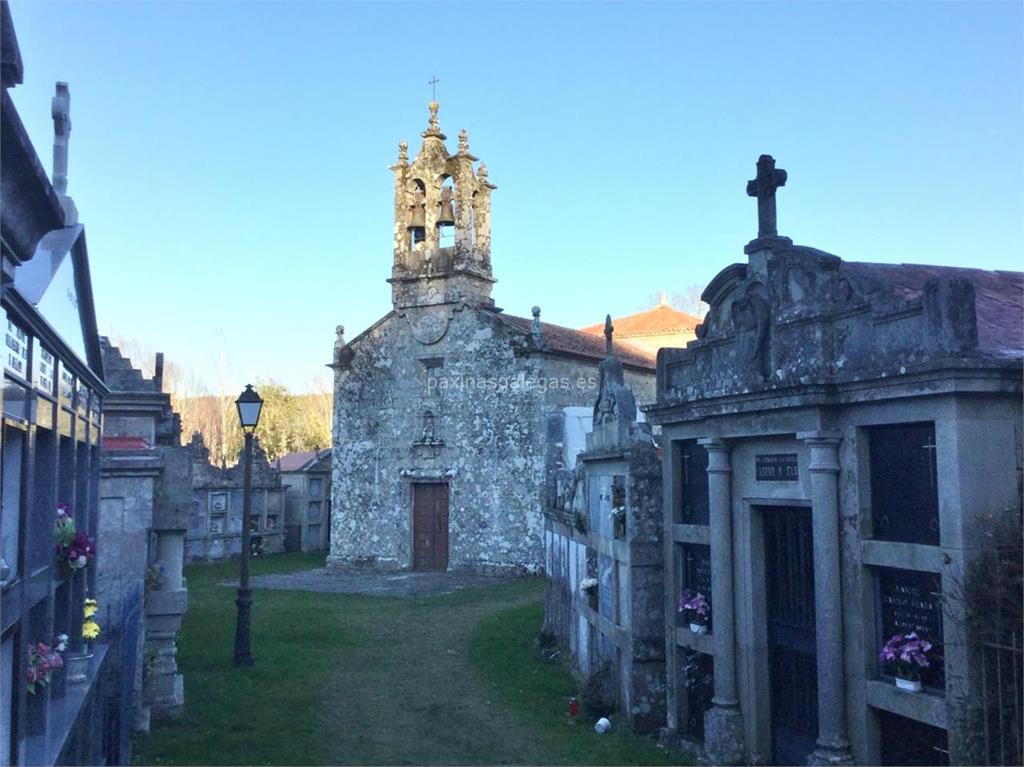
(746, 154), (787, 238)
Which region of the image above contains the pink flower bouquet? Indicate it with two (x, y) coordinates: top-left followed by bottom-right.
(678, 589), (710, 627)
(27, 641), (64, 694)
(54, 505), (96, 570)
(879, 631), (933, 682)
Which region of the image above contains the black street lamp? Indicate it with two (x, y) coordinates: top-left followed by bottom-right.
(233, 384), (263, 667)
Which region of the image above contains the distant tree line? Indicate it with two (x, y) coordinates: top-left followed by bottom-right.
(108, 335), (332, 465)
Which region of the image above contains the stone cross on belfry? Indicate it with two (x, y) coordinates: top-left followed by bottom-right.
(746, 154), (787, 238)
(428, 75), (439, 101)
(604, 314), (614, 356)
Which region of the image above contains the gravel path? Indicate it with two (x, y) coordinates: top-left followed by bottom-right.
(220, 566), (523, 597)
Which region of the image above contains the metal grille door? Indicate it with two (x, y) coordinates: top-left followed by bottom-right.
(764, 506), (818, 766)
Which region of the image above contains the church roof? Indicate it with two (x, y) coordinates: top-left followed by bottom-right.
(578, 301), (701, 339)
(843, 262), (1024, 358)
(498, 313), (657, 370)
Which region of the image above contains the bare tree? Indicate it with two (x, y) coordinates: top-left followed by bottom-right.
(647, 285), (709, 319)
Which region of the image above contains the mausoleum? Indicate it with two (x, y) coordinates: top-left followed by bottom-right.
(648, 155), (1023, 765)
(185, 434), (286, 562)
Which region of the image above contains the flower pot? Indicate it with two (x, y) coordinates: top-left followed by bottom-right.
(65, 653), (93, 685)
(689, 622), (708, 635)
(895, 676), (922, 693)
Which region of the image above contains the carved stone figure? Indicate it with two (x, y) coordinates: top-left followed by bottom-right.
(732, 283), (771, 382)
(595, 391), (617, 425)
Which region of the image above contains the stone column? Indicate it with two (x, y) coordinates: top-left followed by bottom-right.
(156, 529), (185, 590)
(699, 438), (746, 765)
(799, 431), (853, 766)
(145, 528), (188, 722)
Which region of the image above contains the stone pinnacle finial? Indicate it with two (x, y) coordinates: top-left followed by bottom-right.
(604, 314), (614, 356)
(421, 100), (445, 140)
(52, 82), (70, 195)
(397, 140), (408, 164)
(333, 325), (346, 363)
(657, 292), (670, 308)
(458, 129), (469, 156)
(51, 82), (78, 224)
(477, 162), (488, 179)
(531, 306), (544, 347)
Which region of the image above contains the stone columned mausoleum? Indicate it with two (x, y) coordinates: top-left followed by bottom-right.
(648, 155), (1022, 766)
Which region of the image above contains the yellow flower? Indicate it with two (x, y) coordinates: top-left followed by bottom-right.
(83, 599), (98, 618)
(82, 618), (101, 640)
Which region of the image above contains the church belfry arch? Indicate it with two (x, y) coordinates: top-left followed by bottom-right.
(388, 101), (497, 311)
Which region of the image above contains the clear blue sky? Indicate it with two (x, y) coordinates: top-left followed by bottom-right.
(9, 1), (1023, 393)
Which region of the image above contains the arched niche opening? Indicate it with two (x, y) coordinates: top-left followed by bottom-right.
(468, 190), (478, 246)
(408, 178), (426, 249)
(437, 176), (456, 249)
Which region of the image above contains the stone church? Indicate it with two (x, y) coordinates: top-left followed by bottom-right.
(327, 102), (675, 573)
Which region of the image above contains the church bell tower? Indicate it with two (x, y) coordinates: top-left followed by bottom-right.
(388, 101), (497, 309)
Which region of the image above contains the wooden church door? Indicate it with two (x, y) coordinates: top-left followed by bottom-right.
(412, 483), (449, 571)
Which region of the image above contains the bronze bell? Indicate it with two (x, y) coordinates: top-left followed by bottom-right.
(437, 187), (455, 227)
(408, 203), (426, 243)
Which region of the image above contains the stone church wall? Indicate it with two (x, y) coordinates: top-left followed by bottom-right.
(330, 306), (653, 573)
(330, 308), (543, 571)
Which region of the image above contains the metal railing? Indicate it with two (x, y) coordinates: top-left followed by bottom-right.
(980, 631), (1023, 766)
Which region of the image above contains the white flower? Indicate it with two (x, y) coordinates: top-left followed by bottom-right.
(74, 555), (87, 569)
(579, 577), (598, 594)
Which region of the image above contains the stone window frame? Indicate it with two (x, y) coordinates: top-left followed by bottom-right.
(673, 438), (710, 526)
(307, 501), (322, 523)
(208, 513), (227, 535)
(307, 476), (323, 500)
(1, 418), (28, 586)
(864, 421), (940, 547)
(871, 565), (946, 692)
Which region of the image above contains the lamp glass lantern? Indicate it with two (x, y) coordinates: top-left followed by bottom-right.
(235, 384), (264, 433)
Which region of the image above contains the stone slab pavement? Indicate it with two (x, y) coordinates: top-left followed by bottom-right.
(220, 567), (524, 598)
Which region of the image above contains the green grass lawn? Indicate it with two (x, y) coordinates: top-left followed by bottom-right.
(133, 553), (684, 766)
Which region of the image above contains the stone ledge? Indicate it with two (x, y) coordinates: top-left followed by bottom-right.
(22, 643), (110, 766)
(144, 588), (187, 616)
(860, 540), (943, 573)
(672, 523), (710, 545)
(674, 625), (714, 655)
(865, 679), (947, 729)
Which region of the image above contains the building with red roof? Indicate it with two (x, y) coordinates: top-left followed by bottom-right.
(579, 296), (700, 356)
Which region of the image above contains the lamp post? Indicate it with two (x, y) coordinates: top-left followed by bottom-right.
(233, 384), (263, 667)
